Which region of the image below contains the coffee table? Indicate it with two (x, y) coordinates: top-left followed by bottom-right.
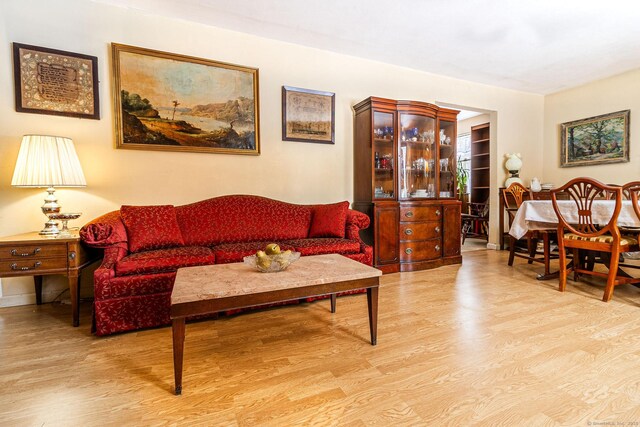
(170, 253), (382, 395)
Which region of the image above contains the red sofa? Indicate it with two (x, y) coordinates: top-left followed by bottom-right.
(80, 195), (373, 336)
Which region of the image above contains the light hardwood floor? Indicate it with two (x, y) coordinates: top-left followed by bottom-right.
(1, 250), (640, 426)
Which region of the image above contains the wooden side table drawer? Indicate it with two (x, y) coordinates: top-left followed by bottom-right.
(0, 257), (68, 275)
(0, 244), (67, 260)
(400, 221), (441, 241)
(400, 206), (442, 222)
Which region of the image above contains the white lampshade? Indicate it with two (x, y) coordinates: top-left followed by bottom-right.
(11, 135), (86, 187)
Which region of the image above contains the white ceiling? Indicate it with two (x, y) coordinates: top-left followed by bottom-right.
(94, 0), (640, 94)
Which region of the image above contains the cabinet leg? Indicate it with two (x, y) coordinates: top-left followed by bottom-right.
(34, 275), (43, 305)
(330, 294), (337, 313)
(69, 274), (80, 327)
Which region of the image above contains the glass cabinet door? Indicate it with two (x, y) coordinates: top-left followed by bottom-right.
(398, 113), (436, 199)
(372, 111), (394, 199)
(438, 120), (456, 198)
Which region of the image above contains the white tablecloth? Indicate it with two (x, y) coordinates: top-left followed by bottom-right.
(509, 200), (640, 239)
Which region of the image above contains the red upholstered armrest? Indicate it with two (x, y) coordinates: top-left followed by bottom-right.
(345, 209), (370, 241)
(80, 210), (128, 250)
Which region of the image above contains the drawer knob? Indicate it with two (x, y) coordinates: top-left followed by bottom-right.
(404, 228), (413, 235)
(69, 252), (76, 260)
(10, 247), (41, 257)
(405, 248), (413, 255)
(10, 261), (42, 271)
(435, 209), (441, 216)
(435, 245), (441, 251)
(405, 211), (414, 218)
(435, 226), (440, 233)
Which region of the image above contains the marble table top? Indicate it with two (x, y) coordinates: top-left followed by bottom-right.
(171, 254), (382, 305)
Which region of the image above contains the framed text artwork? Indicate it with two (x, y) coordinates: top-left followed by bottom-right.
(282, 86), (335, 144)
(560, 110), (630, 167)
(111, 43), (260, 155)
(13, 43), (100, 119)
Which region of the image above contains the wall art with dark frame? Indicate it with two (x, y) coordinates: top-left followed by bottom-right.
(560, 110), (630, 167)
(13, 42), (100, 120)
(111, 43), (260, 155)
(282, 86), (335, 144)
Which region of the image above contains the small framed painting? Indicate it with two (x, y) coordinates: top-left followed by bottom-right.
(560, 110), (630, 167)
(282, 86), (335, 144)
(112, 43), (260, 155)
(13, 43), (100, 119)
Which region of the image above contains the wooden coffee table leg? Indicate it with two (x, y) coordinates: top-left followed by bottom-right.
(366, 286), (378, 346)
(172, 317), (186, 395)
(330, 294), (337, 313)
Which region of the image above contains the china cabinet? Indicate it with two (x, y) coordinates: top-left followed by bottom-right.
(353, 97), (462, 273)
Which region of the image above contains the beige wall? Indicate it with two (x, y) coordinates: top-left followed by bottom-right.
(543, 68), (640, 186)
(458, 114), (490, 136)
(0, 0), (544, 305)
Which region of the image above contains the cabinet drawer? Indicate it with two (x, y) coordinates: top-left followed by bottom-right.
(0, 257), (67, 275)
(400, 206), (442, 222)
(0, 244), (67, 261)
(400, 240), (442, 262)
(400, 222), (442, 241)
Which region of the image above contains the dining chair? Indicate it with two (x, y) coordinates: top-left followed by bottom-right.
(551, 177), (640, 302)
(503, 183), (556, 271)
(461, 201), (489, 244)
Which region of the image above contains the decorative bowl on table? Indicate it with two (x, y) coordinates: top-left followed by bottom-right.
(243, 251), (301, 273)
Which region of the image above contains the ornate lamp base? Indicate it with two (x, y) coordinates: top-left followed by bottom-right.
(40, 186), (61, 235)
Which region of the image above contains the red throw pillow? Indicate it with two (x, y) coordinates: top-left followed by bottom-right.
(309, 201), (349, 238)
(120, 205), (185, 253)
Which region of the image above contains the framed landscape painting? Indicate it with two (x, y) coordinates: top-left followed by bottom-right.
(282, 86), (335, 144)
(560, 110), (629, 167)
(111, 43), (259, 155)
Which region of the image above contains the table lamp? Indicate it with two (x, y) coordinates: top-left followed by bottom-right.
(11, 135), (87, 235)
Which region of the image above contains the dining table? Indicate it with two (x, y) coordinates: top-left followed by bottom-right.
(508, 199), (640, 279)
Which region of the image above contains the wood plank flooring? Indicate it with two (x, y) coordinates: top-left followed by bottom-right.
(1, 250), (640, 426)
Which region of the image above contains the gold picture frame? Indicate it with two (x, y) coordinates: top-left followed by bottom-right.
(560, 110), (629, 167)
(111, 43), (260, 155)
(282, 86), (335, 144)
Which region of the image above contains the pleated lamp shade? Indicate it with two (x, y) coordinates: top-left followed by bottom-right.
(11, 135), (86, 187)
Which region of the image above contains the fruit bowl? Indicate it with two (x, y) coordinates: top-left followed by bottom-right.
(243, 251), (301, 273)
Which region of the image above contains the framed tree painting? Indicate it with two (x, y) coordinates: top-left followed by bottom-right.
(13, 43), (100, 119)
(282, 86), (335, 144)
(111, 43), (260, 155)
(560, 110), (630, 167)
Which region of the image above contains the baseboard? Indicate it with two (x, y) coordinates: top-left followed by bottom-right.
(486, 242), (499, 250)
(0, 291), (69, 308)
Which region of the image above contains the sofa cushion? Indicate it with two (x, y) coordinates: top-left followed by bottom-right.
(115, 246), (215, 276)
(121, 205), (185, 253)
(282, 238), (360, 256)
(212, 241), (295, 264)
(309, 201), (349, 238)
(176, 195), (312, 246)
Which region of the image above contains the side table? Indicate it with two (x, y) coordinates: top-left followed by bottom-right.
(0, 232), (99, 327)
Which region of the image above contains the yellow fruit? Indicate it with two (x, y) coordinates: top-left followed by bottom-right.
(265, 243), (281, 255)
(256, 256), (272, 270)
(256, 250), (266, 258)
(282, 250), (292, 257)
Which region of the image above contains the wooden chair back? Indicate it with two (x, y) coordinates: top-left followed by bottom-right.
(503, 182), (532, 209)
(551, 177), (622, 239)
(626, 181), (640, 221)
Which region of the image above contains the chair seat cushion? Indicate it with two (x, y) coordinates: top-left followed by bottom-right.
(212, 241), (295, 264)
(115, 246), (215, 276)
(565, 233), (638, 246)
(282, 238), (360, 256)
